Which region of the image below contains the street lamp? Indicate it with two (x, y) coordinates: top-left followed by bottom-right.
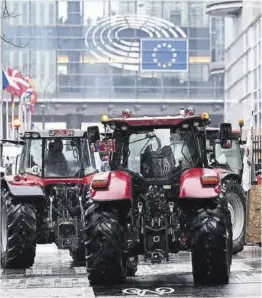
(13, 118), (21, 140)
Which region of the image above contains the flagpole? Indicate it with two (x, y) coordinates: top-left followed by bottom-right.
(5, 96), (9, 138)
(0, 2), (3, 141)
(24, 102), (27, 131)
(11, 101), (14, 139)
(18, 96), (22, 133)
(28, 108), (31, 130)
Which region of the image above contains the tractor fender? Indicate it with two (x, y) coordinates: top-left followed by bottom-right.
(2, 177), (44, 199)
(91, 170), (132, 202)
(212, 168), (241, 184)
(179, 168), (221, 199)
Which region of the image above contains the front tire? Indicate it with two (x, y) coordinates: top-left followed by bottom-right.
(84, 203), (126, 285)
(190, 198), (232, 285)
(224, 180), (246, 254)
(1, 189), (37, 269)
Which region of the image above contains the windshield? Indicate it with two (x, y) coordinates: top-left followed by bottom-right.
(215, 140), (243, 173)
(122, 128), (198, 178)
(21, 138), (96, 177)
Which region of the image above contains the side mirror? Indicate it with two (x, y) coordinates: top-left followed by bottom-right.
(87, 126), (100, 143)
(15, 154), (21, 174)
(220, 123), (232, 149)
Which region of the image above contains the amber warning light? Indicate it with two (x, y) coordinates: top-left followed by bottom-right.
(201, 175), (218, 185)
(49, 129), (75, 137)
(238, 119), (244, 127)
(92, 172), (111, 189)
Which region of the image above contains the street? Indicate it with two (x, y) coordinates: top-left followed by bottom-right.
(0, 245), (261, 298)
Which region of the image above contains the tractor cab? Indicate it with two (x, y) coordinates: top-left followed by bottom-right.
(96, 108), (219, 183)
(206, 127), (243, 175)
(16, 129), (97, 178)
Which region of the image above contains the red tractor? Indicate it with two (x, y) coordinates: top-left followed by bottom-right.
(1, 128), (100, 268)
(84, 108), (233, 286)
(206, 126), (247, 254)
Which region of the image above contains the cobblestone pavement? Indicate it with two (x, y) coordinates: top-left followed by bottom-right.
(0, 244), (261, 298)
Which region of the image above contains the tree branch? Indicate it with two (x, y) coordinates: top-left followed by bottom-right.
(1, 0), (20, 19)
(1, 0), (29, 48)
(1, 33), (29, 48)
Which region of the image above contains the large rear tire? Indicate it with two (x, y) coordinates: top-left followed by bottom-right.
(224, 180), (246, 254)
(84, 203), (126, 286)
(190, 198), (232, 285)
(1, 189), (37, 269)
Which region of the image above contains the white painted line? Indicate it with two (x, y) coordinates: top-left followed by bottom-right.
(0, 287), (95, 298)
(74, 267), (87, 274)
(35, 244), (58, 253)
(136, 260), (256, 276)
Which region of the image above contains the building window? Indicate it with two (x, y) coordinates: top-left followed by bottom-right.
(31, 2), (36, 25)
(39, 3), (46, 25)
(189, 2), (203, 27)
(22, 3), (28, 25)
(49, 3), (56, 25)
(189, 64), (209, 81)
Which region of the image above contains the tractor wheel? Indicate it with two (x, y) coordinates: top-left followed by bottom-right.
(190, 198), (232, 285)
(1, 189), (37, 269)
(84, 203), (126, 286)
(224, 180), (246, 254)
(126, 256), (138, 276)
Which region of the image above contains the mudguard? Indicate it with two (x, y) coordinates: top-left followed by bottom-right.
(2, 178), (44, 199)
(91, 170), (132, 202)
(212, 168), (241, 184)
(179, 168), (221, 199)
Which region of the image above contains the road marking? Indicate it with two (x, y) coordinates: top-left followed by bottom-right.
(0, 277), (90, 289)
(135, 261), (255, 276)
(0, 287), (95, 298)
(123, 287), (175, 296)
(74, 267), (86, 274)
(26, 268), (52, 276)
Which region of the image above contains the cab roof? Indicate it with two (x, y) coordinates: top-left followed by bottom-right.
(206, 127), (241, 139)
(102, 115), (206, 127)
(21, 129), (87, 138)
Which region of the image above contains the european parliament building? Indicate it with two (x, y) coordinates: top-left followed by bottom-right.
(2, 0), (225, 129)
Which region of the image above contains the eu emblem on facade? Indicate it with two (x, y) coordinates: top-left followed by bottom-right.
(141, 39), (188, 72)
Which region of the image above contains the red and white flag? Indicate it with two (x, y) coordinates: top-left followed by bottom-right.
(7, 67), (30, 94)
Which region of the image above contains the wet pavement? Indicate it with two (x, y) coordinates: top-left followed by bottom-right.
(0, 244), (261, 298)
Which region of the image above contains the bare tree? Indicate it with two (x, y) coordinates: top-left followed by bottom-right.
(1, 0), (28, 48)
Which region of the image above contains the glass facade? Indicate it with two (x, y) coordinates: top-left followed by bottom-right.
(210, 16), (225, 63)
(224, 15), (261, 130)
(3, 0), (223, 101)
